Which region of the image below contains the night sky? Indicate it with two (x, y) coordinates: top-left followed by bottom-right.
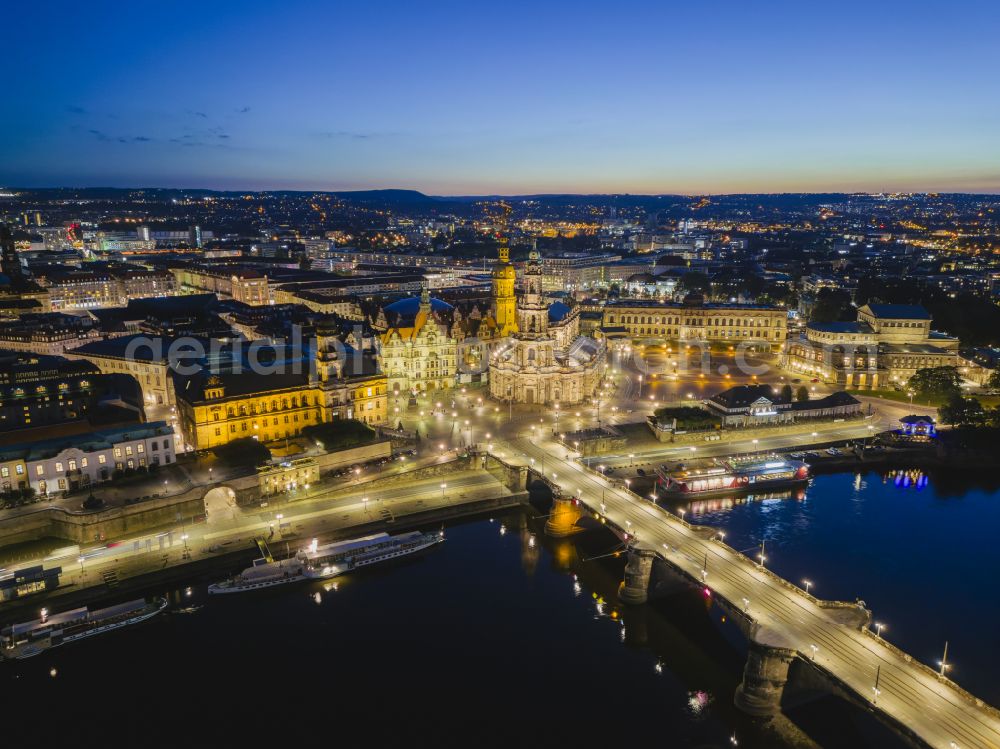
(3, 0), (999, 193)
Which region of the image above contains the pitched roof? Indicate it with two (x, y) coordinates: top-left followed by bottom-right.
(862, 303), (931, 320)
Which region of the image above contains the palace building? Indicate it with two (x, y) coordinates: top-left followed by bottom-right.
(782, 304), (959, 389)
(489, 250), (606, 405)
(601, 296), (787, 349)
(176, 342), (387, 451)
(377, 287), (458, 395)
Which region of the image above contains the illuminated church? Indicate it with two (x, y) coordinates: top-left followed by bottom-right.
(489, 250), (606, 405)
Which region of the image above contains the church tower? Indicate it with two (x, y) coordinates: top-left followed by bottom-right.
(516, 250), (548, 339)
(491, 205), (518, 336)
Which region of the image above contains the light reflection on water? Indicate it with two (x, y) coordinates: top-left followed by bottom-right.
(686, 467), (1000, 706)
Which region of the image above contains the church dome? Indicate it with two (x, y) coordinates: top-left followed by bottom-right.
(548, 301), (571, 322)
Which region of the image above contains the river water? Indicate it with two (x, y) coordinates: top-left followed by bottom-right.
(2, 468), (997, 748)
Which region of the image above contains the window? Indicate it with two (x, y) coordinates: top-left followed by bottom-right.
(0, 467), (7, 478)
(15, 464), (23, 475)
(82, 458), (88, 468)
(125, 445), (133, 456)
(163, 439), (170, 449)
(137, 444), (144, 454)
(68, 460), (77, 471)
(98, 454), (107, 465)
(114, 447), (122, 458)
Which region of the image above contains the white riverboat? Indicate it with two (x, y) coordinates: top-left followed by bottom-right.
(208, 530), (444, 594)
(1, 598), (167, 660)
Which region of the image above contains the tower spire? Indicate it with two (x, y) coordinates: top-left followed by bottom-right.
(496, 200), (512, 263)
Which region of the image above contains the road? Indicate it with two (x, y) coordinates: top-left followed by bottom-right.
(498, 434), (1000, 749)
(4, 471), (506, 598)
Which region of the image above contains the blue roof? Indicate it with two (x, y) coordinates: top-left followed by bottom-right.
(548, 301), (571, 322)
(384, 297), (453, 316)
(864, 304), (931, 320)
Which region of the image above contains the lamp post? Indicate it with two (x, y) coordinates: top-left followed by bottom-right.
(803, 579), (812, 596)
(440, 483), (447, 502)
(939, 641), (950, 677)
(874, 621), (886, 639)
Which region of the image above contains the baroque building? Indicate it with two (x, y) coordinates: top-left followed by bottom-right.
(600, 295), (787, 349)
(782, 304), (959, 389)
(489, 251), (606, 405)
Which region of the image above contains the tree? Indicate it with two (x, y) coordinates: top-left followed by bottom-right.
(810, 288), (855, 323)
(652, 406), (720, 431)
(780, 383), (793, 402)
(213, 438), (271, 468)
(908, 366), (962, 398)
(987, 370), (1000, 390)
(679, 271), (711, 296)
(938, 394), (985, 427)
(302, 419), (376, 450)
(796, 386), (810, 402)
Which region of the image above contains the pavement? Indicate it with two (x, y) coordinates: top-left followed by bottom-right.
(495, 433), (1000, 749)
(2, 470), (508, 601)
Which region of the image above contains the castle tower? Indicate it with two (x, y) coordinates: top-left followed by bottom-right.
(491, 207), (518, 336)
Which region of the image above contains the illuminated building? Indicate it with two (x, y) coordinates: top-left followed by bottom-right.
(0, 421), (176, 496)
(176, 372), (327, 450)
(489, 250), (606, 405)
(782, 304), (959, 389)
(602, 297), (787, 349)
(378, 286), (457, 395)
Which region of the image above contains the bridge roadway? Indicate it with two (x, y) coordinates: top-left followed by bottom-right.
(498, 436), (1000, 749)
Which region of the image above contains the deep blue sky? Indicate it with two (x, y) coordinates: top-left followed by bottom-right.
(2, 1), (999, 194)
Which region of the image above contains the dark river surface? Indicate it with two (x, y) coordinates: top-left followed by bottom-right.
(3, 467), (998, 748)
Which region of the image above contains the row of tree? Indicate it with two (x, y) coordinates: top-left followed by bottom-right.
(938, 395), (1000, 427)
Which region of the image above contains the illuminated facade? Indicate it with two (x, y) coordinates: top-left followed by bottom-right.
(492, 235), (518, 336)
(489, 251), (606, 405)
(602, 298), (786, 348)
(782, 304), (959, 389)
(176, 372), (326, 450)
(378, 287), (457, 394)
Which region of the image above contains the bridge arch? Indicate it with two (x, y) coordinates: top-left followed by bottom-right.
(203, 485), (238, 523)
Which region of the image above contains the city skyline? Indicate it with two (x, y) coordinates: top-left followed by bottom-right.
(3, 0), (1000, 194)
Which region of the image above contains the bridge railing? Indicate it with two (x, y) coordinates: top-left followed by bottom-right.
(573, 453), (1000, 720)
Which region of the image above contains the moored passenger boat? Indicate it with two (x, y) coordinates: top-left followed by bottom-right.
(1, 598), (167, 660)
(656, 458), (809, 498)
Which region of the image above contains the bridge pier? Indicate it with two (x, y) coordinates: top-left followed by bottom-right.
(734, 627), (797, 717)
(618, 546), (656, 605)
(544, 496), (584, 537)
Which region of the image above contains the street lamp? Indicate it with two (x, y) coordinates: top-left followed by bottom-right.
(939, 641), (951, 677)
(810, 644), (818, 660)
(874, 621), (886, 638)
(803, 579), (812, 596)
